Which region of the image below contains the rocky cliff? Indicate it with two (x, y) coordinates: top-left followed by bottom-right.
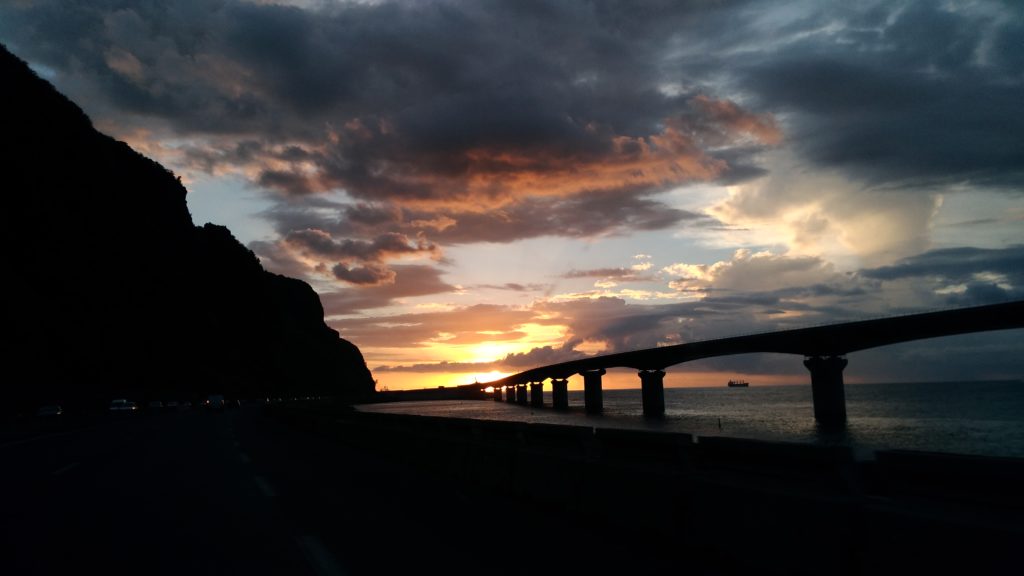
(1, 44), (375, 412)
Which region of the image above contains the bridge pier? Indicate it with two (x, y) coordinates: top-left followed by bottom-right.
(505, 385), (516, 403)
(804, 355), (848, 429)
(530, 382), (544, 407)
(493, 386), (503, 401)
(516, 384), (528, 405)
(639, 370), (666, 417)
(581, 369), (605, 414)
(551, 378), (569, 410)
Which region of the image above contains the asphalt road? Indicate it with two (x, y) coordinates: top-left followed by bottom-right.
(1, 406), (520, 576)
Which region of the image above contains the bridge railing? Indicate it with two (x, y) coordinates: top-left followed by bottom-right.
(696, 301), (998, 342)
(487, 299), (1024, 387)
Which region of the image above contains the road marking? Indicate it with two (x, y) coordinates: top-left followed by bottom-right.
(254, 476), (276, 497)
(52, 462), (79, 476)
(239, 453), (251, 464)
(296, 535), (347, 576)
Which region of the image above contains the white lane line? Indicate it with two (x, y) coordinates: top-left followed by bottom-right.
(295, 535), (347, 576)
(52, 462), (80, 476)
(239, 453), (251, 464)
(254, 476), (276, 497)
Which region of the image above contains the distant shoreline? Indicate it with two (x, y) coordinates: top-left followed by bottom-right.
(384, 377), (1024, 394)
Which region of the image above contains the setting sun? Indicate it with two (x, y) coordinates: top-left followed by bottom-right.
(465, 342), (519, 364)
(468, 371), (511, 385)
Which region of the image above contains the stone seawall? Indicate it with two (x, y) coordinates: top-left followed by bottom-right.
(270, 403), (1023, 575)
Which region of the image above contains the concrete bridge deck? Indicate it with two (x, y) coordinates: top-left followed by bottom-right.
(484, 300), (1024, 427)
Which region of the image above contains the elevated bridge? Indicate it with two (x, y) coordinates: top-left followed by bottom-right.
(483, 300), (1024, 428)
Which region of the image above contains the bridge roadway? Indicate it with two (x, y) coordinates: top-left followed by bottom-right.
(484, 300), (1024, 428)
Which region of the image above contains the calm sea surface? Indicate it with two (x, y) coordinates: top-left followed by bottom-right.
(358, 380), (1024, 458)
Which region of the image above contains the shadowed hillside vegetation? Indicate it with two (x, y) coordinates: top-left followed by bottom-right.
(0, 44), (374, 414)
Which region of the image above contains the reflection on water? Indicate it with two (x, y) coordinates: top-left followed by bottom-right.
(358, 380), (1024, 458)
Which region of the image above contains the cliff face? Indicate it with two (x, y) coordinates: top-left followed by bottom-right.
(0, 45), (374, 411)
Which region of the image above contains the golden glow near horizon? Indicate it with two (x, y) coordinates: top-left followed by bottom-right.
(469, 370), (513, 384)
(375, 367), (807, 392)
(363, 320), (569, 390)
(465, 342), (519, 364)
(377, 371), (513, 391)
(364, 307), (820, 391)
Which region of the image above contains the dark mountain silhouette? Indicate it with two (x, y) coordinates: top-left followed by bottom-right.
(0, 44), (374, 414)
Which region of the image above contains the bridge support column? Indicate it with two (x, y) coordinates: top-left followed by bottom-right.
(804, 355), (848, 429)
(530, 382), (544, 407)
(493, 386), (503, 401)
(551, 378), (569, 410)
(505, 386), (516, 403)
(639, 370), (666, 417)
(516, 384), (528, 405)
(581, 369), (605, 414)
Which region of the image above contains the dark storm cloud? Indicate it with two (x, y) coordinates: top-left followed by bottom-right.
(738, 2), (1024, 189)
(411, 190), (715, 244)
(284, 229), (440, 263)
(251, 186), (714, 288)
(319, 265), (458, 315)
(249, 238), (312, 281)
(262, 226), (442, 286)
(4, 0), (1018, 199)
(0, 0), (760, 150)
(259, 199), (351, 238)
(0, 0), (785, 312)
(0, 0), (778, 219)
(331, 262), (397, 286)
(260, 190), (716, 249)
(258, 170), (321, 196)
(860, 245), (1024, 305)
(861, 245), (1024, 283)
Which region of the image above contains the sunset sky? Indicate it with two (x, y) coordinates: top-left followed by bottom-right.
(3, 0), (1022, 390)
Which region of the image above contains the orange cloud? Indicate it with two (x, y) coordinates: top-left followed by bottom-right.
(243, 105), (763, 210)
(692, 95), (782, 145)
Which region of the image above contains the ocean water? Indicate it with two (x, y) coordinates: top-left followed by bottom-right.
(358, 380), (1024, 458)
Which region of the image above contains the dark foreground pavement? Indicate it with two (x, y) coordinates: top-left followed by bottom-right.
(1, 406), (542, 576)
(8, 403), (1020, 575)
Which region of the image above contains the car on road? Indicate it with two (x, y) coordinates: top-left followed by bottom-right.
(36, 405), (63, 417)
(109, 399), (138, 412)
(203, 394), (226, 412)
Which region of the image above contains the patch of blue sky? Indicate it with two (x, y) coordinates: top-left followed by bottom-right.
(186, 175), (277, 246)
